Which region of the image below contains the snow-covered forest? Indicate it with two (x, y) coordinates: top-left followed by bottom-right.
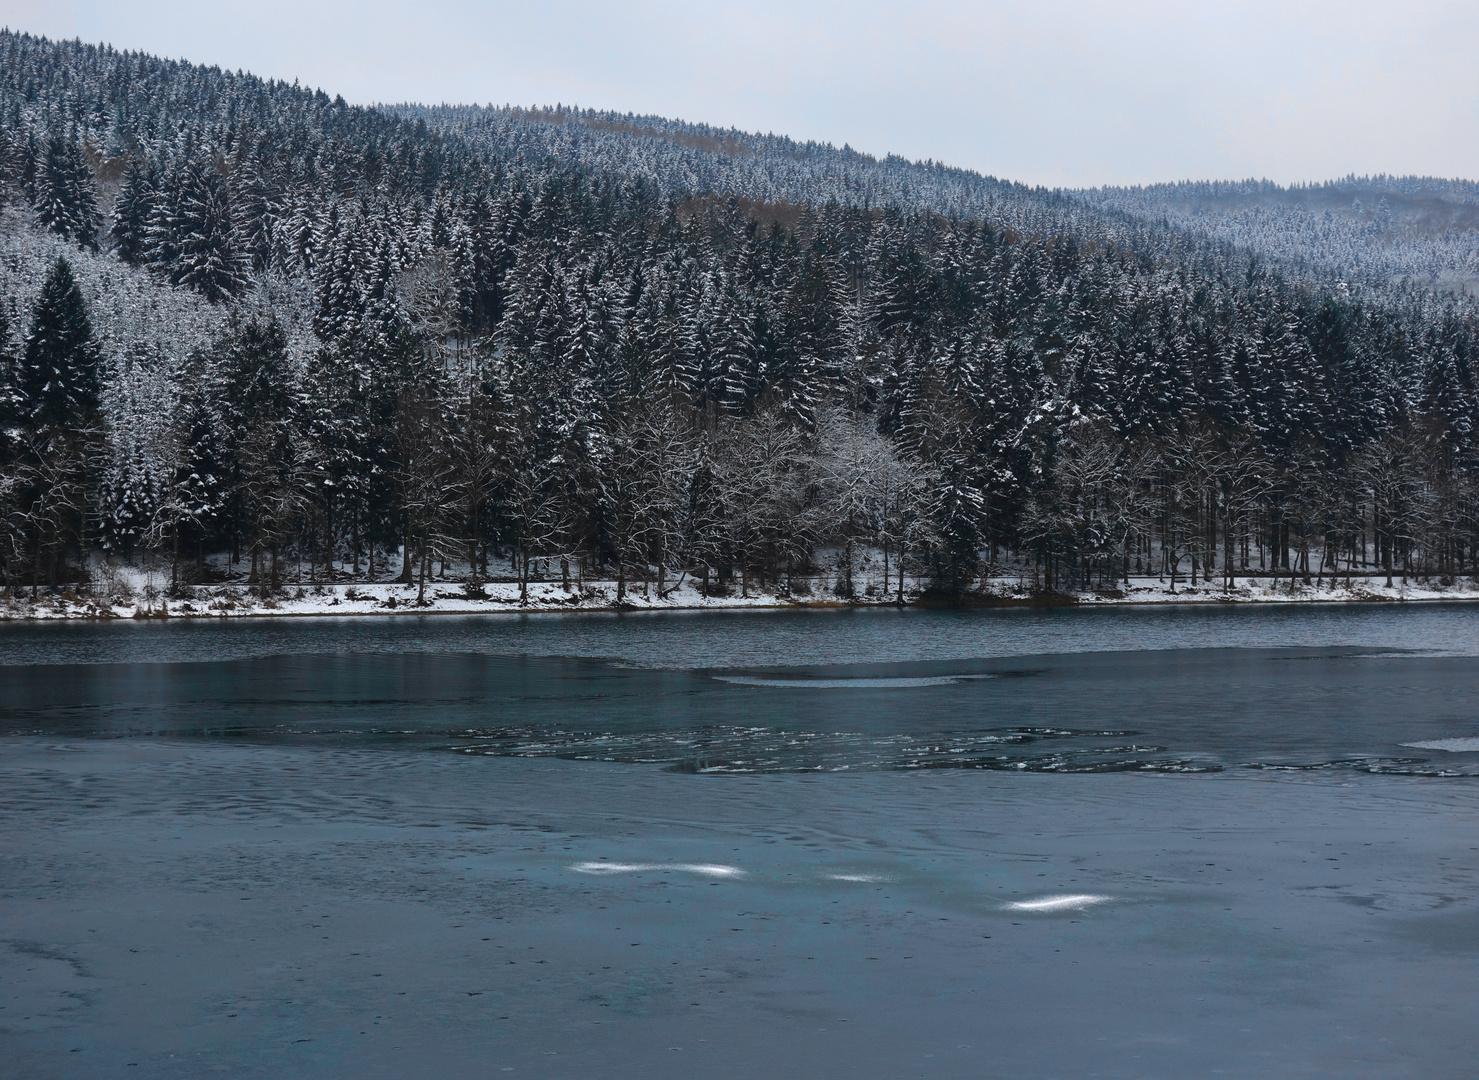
(2, 30), (1477, 606)
(1077, 177), (1479, 297)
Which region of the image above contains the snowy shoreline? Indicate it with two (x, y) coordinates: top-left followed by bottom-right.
(4, 573), (1477, 621)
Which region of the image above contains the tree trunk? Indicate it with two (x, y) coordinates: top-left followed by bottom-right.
(844, 526), (854, 598)
(417, 532), (429, 605)
(470, 503), (480, 584)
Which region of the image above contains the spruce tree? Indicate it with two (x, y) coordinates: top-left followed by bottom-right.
(0, 302), (18, 453)
(20, 257), (100, 433)
(168, 354), (228, 580)
(110, 158), (156, 265)
(0, 126), (23, 208)
(173, 163), (246, 302)
(6, 259), (102, 590)
(32, 137), (101, 248)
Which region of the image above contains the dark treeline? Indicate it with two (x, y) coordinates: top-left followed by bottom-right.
(1, 31), (1477, 603)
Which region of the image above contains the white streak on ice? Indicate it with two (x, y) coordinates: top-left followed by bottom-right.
(569, 861), (747, 878)
(1401, 737), (1479, 752)
(674, 863), (748, 878)
(826, 873), (892, 883)
(1005, 894), (1112, 912)
(714, 675), (994, 689)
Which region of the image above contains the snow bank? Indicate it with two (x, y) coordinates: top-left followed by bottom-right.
(3, 571), (1477, 621)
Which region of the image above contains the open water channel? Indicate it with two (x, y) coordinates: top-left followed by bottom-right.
(2, 604), (1478, 1077)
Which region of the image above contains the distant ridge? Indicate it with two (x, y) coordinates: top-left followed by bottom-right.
(399, 103), (1479, 295)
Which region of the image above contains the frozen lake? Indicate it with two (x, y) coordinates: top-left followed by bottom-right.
(2, 605), (1478, 1077)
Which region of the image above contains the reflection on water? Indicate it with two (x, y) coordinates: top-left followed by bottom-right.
(3, 600), (1478, 670)
(5, 629), (1478, 775)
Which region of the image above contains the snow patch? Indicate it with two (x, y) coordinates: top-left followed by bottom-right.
(5, 569), (1479, 622)
(1004, 894), (1112, 912)
(1401, 737), (1479, 753)
(569, 861), (746, 878)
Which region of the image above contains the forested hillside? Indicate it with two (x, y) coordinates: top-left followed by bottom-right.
(1078, 176), (1479, 296)
(1, 30), (1477, 605)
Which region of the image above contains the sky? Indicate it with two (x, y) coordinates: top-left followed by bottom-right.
(3, 1), (1477, 189)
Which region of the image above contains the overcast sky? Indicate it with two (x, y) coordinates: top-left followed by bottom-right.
(3, 1), (1476, 188)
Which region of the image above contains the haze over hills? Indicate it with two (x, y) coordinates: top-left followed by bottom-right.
(1, 29), (1477, 605)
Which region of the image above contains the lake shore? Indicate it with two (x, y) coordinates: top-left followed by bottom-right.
(4, 571), (1477, 620)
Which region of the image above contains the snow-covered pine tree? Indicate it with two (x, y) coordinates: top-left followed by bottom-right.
(19, 256), (101, 433)
(32, 136), (101, 249)
(8, 257), (103, 589)
(173, 162), (247, 302)
(110, 158), (156, 265)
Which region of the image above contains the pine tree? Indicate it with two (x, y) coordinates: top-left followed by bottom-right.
(0, 301), (22, 591)
(32, 136), (101, 248)
(110, 158), (156, 265)
(0, 125), (25, 209)
(5, 258), (103, 591)
(0, 303), (17, 436)
(928, 453), (985, 594)
(19, 257), (100, 432)
(142, 160), (185, 276)
(173, 163), (246, 302)
(232, 139), (285, 276)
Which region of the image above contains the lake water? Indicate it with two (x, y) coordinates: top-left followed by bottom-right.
(3, 605), (1478, 1078)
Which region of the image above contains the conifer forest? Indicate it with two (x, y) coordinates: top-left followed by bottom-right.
(3, 30), (1478, 604)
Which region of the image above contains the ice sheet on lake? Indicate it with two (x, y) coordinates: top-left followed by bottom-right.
(713, 675), (995, 688)
(1401, 737), (1479, 752)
